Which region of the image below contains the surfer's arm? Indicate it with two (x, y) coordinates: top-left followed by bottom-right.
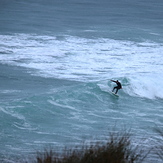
(110, 80), (116, 83)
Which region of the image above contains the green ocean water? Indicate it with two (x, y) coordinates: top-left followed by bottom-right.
(0, 0), (163, 162)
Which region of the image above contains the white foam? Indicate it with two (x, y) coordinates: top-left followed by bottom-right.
(1, 90), (21, 94)
(1, 34), (163, 99)
(48, 99), (76, 111)
(125, 75), (163, 99)
(0, 107), (25, 120)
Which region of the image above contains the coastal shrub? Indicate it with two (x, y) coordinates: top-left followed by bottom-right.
(34, 131), (146, 163)
(154, 128), (163, 161)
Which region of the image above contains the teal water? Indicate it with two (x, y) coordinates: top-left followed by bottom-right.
(0, 0), (163, 162)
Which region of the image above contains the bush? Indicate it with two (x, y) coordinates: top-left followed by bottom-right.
(34, 131), (146, 163)
(154, 128), (163, 161)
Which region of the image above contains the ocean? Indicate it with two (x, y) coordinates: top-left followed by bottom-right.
(0, 0), (163, 162)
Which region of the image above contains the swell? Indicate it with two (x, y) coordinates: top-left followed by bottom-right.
(0, 79), (163, 161)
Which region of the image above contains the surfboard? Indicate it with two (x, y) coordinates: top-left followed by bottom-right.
(112, 92), (119, 97)
(109, 91), (119, 97)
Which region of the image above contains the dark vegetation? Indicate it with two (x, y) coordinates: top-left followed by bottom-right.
(154, 128), (163, 161)
(2, 130), (163, 163)
(31, 131), (149, 163)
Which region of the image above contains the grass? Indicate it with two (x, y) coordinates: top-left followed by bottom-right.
(33, 131), (147, 163)
(153, 128), (163, 161)
(3, 130), (163, 162)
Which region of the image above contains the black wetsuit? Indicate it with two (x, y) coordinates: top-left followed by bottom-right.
(112, 81), (122, 94)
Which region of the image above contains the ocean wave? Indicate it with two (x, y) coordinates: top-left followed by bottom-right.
(0, 34), (163, 83)
(124, 75), (163, 99)
(0, 106), (25, 120)
(98, 76), (163, 100)
(0, 33), (163, 100)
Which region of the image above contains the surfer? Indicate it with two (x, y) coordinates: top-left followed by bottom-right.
(111, 80), (122, 94)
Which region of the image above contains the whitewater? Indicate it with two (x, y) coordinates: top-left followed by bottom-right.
(0, 0), (163, 162)
(1, 33), (163, 162)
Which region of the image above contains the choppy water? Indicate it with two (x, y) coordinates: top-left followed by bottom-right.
(0, 0), (163, 162)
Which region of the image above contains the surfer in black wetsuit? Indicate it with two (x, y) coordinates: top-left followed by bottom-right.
(111, 80), (122, 94)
